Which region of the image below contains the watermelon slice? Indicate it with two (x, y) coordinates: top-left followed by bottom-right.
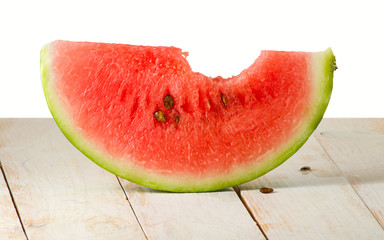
(41, 40), (335, 192)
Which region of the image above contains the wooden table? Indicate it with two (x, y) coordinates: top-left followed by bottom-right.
(1, 118), (383, 239)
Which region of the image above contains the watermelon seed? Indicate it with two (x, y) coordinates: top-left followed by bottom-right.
(175, 115), (180, 124)
(154, 110), (166, 123)
(221, 93), (227, 107)
(207, 99), (211, 109)
(300, 166), (311, 172)
(164, 94), (174, 110)
(259, 187), (274, 194)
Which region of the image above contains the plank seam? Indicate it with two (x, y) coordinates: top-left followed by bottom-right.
(315, 134), (384, 231)
(233, 186), (269, 240)
(116, 176), (149, 240)
(0, 160), (29, 240)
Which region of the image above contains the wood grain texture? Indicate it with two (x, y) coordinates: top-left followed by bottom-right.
(317, 118), (384, 229)
(120, 179), (265, 240)
(0, 119), (146, 240)
(237, 130), (384, 239)
(2, 118), (384, 239)
(0, 163), (26, 240)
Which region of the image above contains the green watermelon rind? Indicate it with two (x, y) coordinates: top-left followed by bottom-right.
(41, 44), (334, 192)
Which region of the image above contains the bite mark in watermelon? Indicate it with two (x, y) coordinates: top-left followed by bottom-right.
(41, 40), (335, 192)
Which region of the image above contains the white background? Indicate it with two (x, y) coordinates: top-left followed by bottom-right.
(1, 0), (383, 117)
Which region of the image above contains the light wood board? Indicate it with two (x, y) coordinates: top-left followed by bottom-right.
(0, 161), (26, 240)
(1, 118), (384, 239)
(317, 118), (384, 228)
(0, 119), (146, 240)
(120, 179), (265, 240)
(237, 128), (384, 239)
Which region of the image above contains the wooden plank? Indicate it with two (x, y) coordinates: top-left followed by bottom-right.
(319, 118), (384, 134)
(0, 119), (146, 240)
(237, 132), (384, 239)
(0, 162), (26, 239)
(316, 118), (384, 228)
(119, 179), (265, 240)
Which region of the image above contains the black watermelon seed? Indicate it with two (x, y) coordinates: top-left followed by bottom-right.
(300, 166), (311, 171)
(221, 93), (227, 107)
(259, 187), (274, 194)
(175, 115), (180, 124)
(164, 94), (174, 110)
(154, 110), (166, 123)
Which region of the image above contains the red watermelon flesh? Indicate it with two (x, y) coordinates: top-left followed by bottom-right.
(41, 40), (335, 192)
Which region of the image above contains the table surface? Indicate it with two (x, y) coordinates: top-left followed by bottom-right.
(0, 118), (383, 240)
